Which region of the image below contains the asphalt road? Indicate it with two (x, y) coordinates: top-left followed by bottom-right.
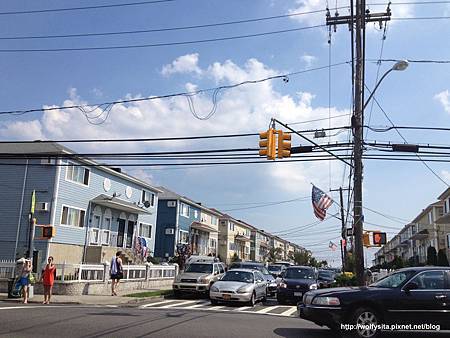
(0, 303), (447, 338)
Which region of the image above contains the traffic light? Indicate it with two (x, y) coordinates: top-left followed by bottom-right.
(363, 232), (370, 247)
(259, 128), (276, 160)
(42, 226), (55, 239)
(372, 232), (387, 246)
(277, 130), (292, 158)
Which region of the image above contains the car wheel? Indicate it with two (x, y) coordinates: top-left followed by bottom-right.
(349, 307), (381, 338)
(210, 299), (219, 306)
(248, 292), (256, 307)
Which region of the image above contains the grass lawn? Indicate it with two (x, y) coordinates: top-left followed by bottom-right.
(124, 289), (173, 298)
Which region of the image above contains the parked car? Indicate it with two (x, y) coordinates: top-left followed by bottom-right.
(268, 264), (286, 278)
(299, 267), (450, 338)
(172, 261), (226, 296)
(317, 269), (336, 288)
(209, 269), (267, 306)
(277, 266), (318, 304)
(275, 261), (294, 268)
(229, 262), (277, 296)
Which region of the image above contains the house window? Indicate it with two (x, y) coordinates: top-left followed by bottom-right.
(194, 210), (198, 218)
(90, 228), (100, 245)
(66, 163), (90, 186)
(229, 223), (235, 231)
(141, 190), (155, 207)
(179, 230), (189, 244)
(139, 223), (152, 238)
(210, 239), (216, 248)
(61, 206), (85, 227)
(180, 203), (190, 217)
(211, 216), (218, 226)
(229, 242), (235, 251)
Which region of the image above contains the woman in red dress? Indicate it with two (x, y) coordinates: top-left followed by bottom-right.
(41, 256), (56, 304)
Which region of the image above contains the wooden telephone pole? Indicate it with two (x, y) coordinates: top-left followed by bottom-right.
(326, 1), (391, 285)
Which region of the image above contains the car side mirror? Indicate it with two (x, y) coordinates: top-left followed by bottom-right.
(404, 282), (419, 292)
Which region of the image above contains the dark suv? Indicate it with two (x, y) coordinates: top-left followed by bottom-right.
(277, 266), (318, 304)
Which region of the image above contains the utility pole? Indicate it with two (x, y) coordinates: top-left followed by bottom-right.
(326, 1), (391, 285)
(330, 187), (350, 271)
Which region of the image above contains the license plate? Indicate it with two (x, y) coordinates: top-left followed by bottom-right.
(294, 292), (303, 297)
(223, 294), (231, 300)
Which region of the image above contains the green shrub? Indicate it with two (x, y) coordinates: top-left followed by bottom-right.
(333, 273), (358, 287)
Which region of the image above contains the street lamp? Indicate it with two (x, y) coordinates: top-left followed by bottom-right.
(363, 60), (409, 110)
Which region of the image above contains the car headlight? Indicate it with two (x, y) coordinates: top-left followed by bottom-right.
(309, 283), (318, 290)
(312, 296), (340, 306)
(237, 285), (252, 294)
(279, 282), (287, 289)
(198, 278), (209, 284)
(210, 285), (219, 292)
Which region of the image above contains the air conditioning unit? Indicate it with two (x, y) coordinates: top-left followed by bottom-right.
(35, 202), (49, 212)
(165, 228), (175, 235)
(167, 201), (176, 207)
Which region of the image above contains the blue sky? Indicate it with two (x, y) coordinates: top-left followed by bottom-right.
(1, 0), (450, 265)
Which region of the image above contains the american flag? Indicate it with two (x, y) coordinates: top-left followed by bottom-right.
(329, 241), (337, 251)
(311, 185), (333, 220)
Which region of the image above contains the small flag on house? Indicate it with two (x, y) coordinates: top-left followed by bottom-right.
(311, 185), (333, 221)
(329, 241), (337, 251)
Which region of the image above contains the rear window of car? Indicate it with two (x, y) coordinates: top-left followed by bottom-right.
(222, 271), (254, 283)
(185, 263), (213, 273)
(269, 265), (282, 271)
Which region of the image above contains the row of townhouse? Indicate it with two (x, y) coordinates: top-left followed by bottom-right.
(373, 189), (450, 266)
(0, 142), (304, 271)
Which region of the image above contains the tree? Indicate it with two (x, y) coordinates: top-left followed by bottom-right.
(437, 249), (449, 266)
(292, 250), (311, 266)
(426, 246), (438, 266)
(345, 252), (355, 273)
(265, 247), (283, 263)
(390, 256), (405, 270)
(231, 252), (240, 262)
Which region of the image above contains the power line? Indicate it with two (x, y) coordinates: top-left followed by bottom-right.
(0, 25), (326, 53)
(0, 61), (349, 116)
(0, 0), (179, 16)
(220, 197), (310, 212)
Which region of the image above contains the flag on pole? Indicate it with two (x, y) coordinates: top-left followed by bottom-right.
(311, 185), (333, 221)
(329, 241), (337, 251)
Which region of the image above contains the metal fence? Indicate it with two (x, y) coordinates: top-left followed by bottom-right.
(0, 260), (177, 283)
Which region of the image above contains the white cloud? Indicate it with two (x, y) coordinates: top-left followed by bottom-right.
(0, 54), (349, 194)
(441, 170), (450, 183)
(301, 53), (317, 68)
(161, 53), (202, 76)
(434, 90), (450, 113)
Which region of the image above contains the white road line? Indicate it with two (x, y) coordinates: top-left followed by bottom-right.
(255, 305), (282, 314)
(141, 300), (177, 308)
(160, 300), (199, 308)
(184, 301), (210, 309)
(280, 307), (298, 317)
(236, 306), (252, 311)
(208, 306), (225, 311)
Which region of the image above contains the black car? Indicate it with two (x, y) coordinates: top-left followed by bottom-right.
(268, 264), (285, 278)
(317, 269), (336, 288)
(229, 262), (278, 296)
(299, 267), (450, 338)
(277, 266), (318, 304)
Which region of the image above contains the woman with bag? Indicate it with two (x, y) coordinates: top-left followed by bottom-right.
(40, 256), (56, 304)
(110, 251), (123, 296)
(20, 260), (32, 304)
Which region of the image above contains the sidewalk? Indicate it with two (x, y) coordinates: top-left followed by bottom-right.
(0, 288), (171, 306)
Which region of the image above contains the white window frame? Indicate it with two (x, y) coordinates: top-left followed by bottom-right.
(179, 230), (189, 244)
(139, 222), (152, 239)
(90, 228), (100, 245)
(211, 216), (218, 226)
(194, 210), (198, 219)
(180, 203), (190, 218)
(60, 205), (86, 228)
(141, 190), (155, 207)
(65, 162), (90, 187)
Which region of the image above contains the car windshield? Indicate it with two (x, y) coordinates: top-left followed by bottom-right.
(232, 264), (270, 275)
(268, 265), (282, 271)
(285, 268), (315, 279)
(319, 271), (334, 279)
(370, 271), (416, 288)
(221, 271), (254, 283)
(185, 263), (213, 274)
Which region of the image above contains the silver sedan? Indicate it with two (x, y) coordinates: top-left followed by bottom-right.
(209, 269), (268, 306)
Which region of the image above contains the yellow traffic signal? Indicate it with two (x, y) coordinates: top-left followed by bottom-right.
(363, 232), (370, 247)
(277, 130), (292, 158)
(259, 128), (276, 160)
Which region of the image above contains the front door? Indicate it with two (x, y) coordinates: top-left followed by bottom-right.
(126, 221), (134, 248)
(117, 219), (125, 247)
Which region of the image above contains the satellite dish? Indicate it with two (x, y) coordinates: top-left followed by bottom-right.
(143, 200), (151, 208)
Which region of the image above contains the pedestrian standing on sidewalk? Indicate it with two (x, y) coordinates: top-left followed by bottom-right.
(40, 256), (56, 304)
(20, 259), (32, 304)
(110, 251), (123, 296)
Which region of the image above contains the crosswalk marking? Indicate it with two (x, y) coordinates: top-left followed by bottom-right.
(280, 307), (298, 317)
(236, 306), (252, 311)
(160, 300), (199, 308)
(254, 305), (282, 314)
(141, 300), (178, 308)
(208, 306), (225, 311)
(185, 301), (210, 309)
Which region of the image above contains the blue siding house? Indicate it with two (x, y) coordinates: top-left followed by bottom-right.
(0, 142), (161, 270)
(154, 187), (221, 259)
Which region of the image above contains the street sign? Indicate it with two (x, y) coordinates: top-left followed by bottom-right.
(346, 228), (353, 237)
